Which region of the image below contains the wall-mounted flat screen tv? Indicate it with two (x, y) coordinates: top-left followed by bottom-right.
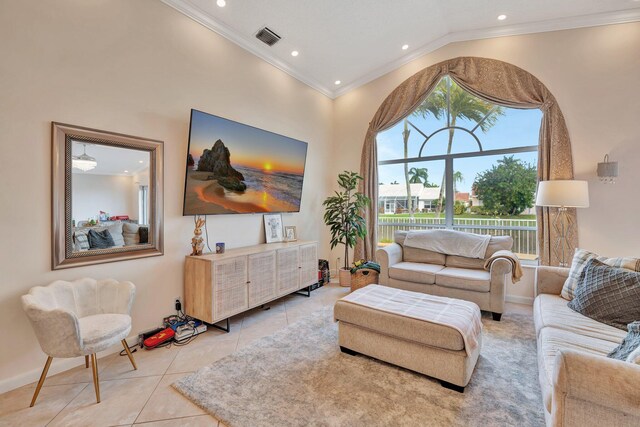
(183, 109), (308, 215)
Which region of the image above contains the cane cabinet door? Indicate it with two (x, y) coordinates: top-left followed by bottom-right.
(248, 251), (276, 307)
(276, 247), (299, 294)
(213, 256), (248, 321)
(299, 243), (318, 288)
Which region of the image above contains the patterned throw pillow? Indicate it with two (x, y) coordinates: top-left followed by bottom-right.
(561, 248), (640, 300)
(568, 259), (640, 330)
(73, 230), (90, 251)
(608, 321), (640, 361)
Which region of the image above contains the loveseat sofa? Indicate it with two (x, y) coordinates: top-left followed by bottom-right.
(376, 230), (516, 320)
(534, 266), (640, 426)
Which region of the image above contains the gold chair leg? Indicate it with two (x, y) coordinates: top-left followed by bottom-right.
(30, 356), (53, 407)
(85, 355), (89, 368)
(121, 339), (137, 370)
(90, 354), (100, 403)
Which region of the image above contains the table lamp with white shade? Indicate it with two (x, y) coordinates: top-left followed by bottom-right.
(535, 180), (589, 267)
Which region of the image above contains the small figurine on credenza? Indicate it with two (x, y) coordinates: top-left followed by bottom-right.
(191, 216), (206, 256)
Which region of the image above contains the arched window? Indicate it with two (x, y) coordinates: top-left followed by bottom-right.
(377, 75), (541, 258)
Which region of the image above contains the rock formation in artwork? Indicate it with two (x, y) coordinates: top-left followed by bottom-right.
(197, 139), (247, 191)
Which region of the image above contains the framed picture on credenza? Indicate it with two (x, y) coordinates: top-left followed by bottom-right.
(263, 213), (284, 243)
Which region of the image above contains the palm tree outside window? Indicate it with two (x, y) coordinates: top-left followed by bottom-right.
(376, 75), (542, 258)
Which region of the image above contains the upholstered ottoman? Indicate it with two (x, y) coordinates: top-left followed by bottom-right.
(334, 284), (482, 392)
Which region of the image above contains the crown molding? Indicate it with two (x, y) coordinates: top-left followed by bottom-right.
(160, 0), (334, 98)
(331, 34), (452, 99)
(333, 8), (640, 98)
(161, 1), (640, 99)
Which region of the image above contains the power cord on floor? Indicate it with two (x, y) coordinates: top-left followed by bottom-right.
(145, 326), (200, 350)
(147, 309), (201, 349)
(172, 328), (200, 346)
(119, 341), (138, 356)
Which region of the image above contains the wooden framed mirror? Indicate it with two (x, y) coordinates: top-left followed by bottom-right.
(52, 122), (164, 269)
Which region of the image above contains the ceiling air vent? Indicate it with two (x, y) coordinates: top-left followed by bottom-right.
(255, 27), (281, 46)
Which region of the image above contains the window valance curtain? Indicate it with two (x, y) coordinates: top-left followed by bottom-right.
(355, 56), (575, 266)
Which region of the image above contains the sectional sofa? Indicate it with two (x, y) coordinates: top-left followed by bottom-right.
(534, 266), (640, 426)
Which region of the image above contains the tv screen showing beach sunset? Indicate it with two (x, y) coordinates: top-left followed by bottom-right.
(183, 109), (308, 215)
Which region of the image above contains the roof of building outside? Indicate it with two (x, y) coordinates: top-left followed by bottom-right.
(455, 192), (470, 202)
(378, 183), (440, 200)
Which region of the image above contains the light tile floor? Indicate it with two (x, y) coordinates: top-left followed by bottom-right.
(0, 283), (532, 427)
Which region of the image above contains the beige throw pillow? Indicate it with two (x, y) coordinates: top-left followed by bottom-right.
(122, 222), (140, 246)
(393, 230), (445, 264)
(100, 222), (125, 247)
(561, 248), (640, 300)
(484, 235), (513, 258)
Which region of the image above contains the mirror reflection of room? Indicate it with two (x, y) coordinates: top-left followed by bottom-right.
(71, 141), (152, 252)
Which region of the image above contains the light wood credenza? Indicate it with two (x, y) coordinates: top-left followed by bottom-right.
(184, 241), (318, 329)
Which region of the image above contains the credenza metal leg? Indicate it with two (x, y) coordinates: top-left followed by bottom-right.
(293, 285), (312, 297)
(210, 318), (230, 333)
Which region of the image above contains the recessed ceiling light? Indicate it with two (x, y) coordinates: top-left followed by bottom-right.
(334, 80), (341, 85)
(124, 170), (129, 173)
(497, 14), (507, 20)
(291, 50), (299, 57)
(216, 0), (226, 7)
(402, 44), (409, 50)
(138, 160), (144, 163)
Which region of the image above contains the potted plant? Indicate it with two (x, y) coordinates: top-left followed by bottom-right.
(323, 171), (370, 287)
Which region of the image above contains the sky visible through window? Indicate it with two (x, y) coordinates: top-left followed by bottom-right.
(377, 106), (542, 194)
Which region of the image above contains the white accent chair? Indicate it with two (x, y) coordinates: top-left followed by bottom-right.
(21, 278), (137, 406)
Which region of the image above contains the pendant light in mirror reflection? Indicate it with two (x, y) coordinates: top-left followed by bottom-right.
(72, 143), (98, 172)
(597, 154), (618, 184)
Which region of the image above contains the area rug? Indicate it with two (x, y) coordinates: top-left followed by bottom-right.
(173, 306), (544, 427)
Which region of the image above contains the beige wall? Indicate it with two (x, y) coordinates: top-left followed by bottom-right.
(0, 0), (332, 391)
(72, 174), (137, 224)
(332, 22), (640, 290)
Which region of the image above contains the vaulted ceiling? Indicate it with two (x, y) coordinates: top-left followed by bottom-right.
(162, 0), (640, 98)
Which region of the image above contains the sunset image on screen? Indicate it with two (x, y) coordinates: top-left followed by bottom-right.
(183, 110), (308, 215)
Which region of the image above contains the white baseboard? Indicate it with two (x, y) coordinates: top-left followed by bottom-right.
(0, 336), (137, 395)
(505, 295), (534, 305)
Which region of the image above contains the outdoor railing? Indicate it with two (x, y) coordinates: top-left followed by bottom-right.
(378, 216), (537, 256)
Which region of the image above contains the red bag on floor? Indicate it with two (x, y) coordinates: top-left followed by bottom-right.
(143, 327), (174, 349)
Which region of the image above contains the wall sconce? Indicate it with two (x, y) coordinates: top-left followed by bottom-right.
(597, 154), (618, 184)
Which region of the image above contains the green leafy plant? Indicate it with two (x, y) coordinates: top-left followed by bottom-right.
(412, 76), (504, 215)
(408, 167), (431, 186)
(323, 171), (371, 270)
(473, 155), (537, 216)
(454, 200), (466, 215)
(470, 206), (486, 215)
